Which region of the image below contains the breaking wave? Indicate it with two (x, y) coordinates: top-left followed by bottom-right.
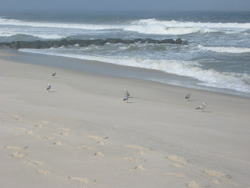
(1, 17), (250, 37)
(18, 48), (250, 93)
(0, 17), (122, 30)
(124, 19), (250, 35)
(199, 45), (250, 54)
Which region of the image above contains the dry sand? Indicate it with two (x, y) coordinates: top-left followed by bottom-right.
(1, 50), (250, 188)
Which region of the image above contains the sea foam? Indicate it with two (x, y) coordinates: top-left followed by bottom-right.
(199, 45), (250, 54)
(0, 18), (122, 30)
(18, 48), (250, 94)
(124, 19), (250, 35)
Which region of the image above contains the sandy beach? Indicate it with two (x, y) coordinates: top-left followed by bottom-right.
(1, 50), (250, 188)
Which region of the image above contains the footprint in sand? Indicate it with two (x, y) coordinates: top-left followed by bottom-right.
(124, 157), (138, 162)
(172, 163), (183, 168)
(126, 145), (144, 150)
(68, 177), (88, 184)
(11, 151), (26, 158)
(88, 135), (103, 141)
(88, 135), (109, 141)
(42, 136), (54, 140)
(134, 165), (146, 171)
(125, 145), (147, 155)
(17, 128), (26, 131)
(25, 161), (49, 177)
(137, 150), (145, 155)
(4, 146), (21, 150)
(26, 160), (44, 167)
(211, 178), (222, 185)
(168, 172), (185, 178)
(185, 181), (202, 188)
(203, 170), (231, 179)
(59, 132), (68, 136)
(35, 121), (49, 128)
(53, 141), (62, 146)
(126, 145), (152, 154)
(97, 141), (104, 145)
(39, 121), (49, 124)
(25, 131), (34, 135)
(124, 157), (146, 163)
(37, 169), (50, 176)
(204, 170), (238, 187)
(94, 152), (104, 157)
(35, 124), (44, 128)
(77, 146), (93, 150)
(166, 155), (189, 164)
(37, 136), (54, 140)
(12, 114), (23, 121)
(4, 146), (27, 158)
(61, 128), (70, 131)
(88, 135), (108, 145)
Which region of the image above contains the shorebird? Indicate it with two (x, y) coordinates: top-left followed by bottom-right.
(196, 102), (206, 110)
(52, 71), (56, 77)
(185, 93), (191, 100)
(47, 83), (51, 92)
(123, 89), (130, 102)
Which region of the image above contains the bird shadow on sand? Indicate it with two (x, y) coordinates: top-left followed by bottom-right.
(196, 110), (212, 113)
(123, 101), (134, 104)
(48, 90), (57, 93)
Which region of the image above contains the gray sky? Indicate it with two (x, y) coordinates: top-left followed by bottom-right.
(0, 0), (250, 11)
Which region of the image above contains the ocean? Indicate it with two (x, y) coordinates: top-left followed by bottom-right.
(1, 11), (250, 97)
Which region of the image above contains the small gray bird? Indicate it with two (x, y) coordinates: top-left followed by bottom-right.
(185, 93), (191, 100)
(196, 102), (206, 110)
(52, 71), (56, 77)
(123, 89), (130, 102)
(47, 83), (51, 91)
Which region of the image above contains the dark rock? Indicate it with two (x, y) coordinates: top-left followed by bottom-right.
(0, 38), (188, 49)
(175, 38), (183, 44)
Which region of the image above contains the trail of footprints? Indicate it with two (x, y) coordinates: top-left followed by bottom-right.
(3, 114), (90, 185)
(2, 113), (238, 187)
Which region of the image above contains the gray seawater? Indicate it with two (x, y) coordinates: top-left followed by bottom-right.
(1, 11), (250, 97)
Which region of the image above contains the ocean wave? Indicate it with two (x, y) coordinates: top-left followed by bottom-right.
(130, 19), (250, 29)
(124, 24), (202, 35)
(0, 18), (123, 30)
(1, 17), (250, 36)
(18, 48), (250, 93)
(124, 19), (250, 35)
(199, 45), (250, 54)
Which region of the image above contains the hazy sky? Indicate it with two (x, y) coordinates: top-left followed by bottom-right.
(0, 0), (250, 12)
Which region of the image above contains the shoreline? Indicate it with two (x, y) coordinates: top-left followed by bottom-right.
(1, 48), (249, 98)
(1, 49), (250, 188)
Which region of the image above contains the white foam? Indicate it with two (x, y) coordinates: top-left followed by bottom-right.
(124, 24), (201, 35)
(0, 31), (12, 37)
(0, 26), (65, 39)
(199, 45), (250, 54)
(18, 48), (250, 93)
(131, 19), (250, 29)
(1, 17), (250, 36)
(124, 19), (250, 35)
(1, 32), (63, 39)
(0, 18), (123, 30)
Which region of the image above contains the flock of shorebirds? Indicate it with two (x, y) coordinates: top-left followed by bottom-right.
(47, 71), (206, 111)
(123, 90), (206, 111)
(46, 71), (56, 92)
(185, 93), (207, 111)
